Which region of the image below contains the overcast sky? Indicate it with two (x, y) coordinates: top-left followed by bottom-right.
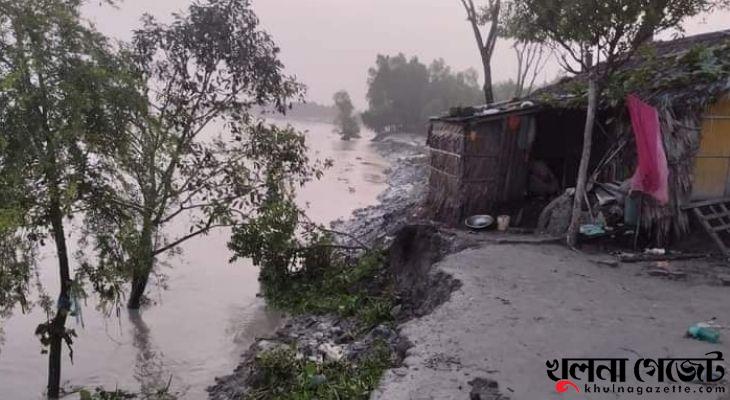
(83, 1), (730, 109)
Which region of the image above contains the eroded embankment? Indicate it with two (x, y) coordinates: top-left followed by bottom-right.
(207, 224), (465, 400)
(208, 134), (465, 399)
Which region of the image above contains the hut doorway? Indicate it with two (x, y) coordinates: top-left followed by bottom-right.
(530, 108), (614, 193)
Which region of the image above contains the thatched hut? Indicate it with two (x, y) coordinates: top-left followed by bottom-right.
(426, 29), (730, 245)
(427, 103), (540, 224)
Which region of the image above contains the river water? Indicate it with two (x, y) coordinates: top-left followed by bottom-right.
(0, 121), (389, 399)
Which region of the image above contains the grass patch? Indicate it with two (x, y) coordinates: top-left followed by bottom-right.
(245, 342), (392, 400)
(75, 383), (177, 399)
(78, 389), (135, 400)
(266, 251), (396, 329)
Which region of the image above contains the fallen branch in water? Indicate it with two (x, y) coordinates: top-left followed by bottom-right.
(300, 217), (373, 251)
(296, 243), (369, 252)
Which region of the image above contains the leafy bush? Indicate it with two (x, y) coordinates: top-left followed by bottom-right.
(77, 386), (177, 400)
(246, 342), (391, 400)
(78, 388), (136, 400)
(229, 199), (395, 328)
(265, 250), (395, 329)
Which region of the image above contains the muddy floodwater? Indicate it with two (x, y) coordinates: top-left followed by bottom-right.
(0, 121), (389, 399)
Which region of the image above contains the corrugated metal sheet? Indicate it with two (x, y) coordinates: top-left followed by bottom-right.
(692, 98), (730, 199)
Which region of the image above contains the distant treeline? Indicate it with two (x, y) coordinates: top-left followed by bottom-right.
(361, 54), (518, 136)
(257, 54), (522, 135)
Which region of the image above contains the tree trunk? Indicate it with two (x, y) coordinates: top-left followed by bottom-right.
(128, 262), (152, 310)
(461, 0), (499, 104)
(482, 60), (494, 104)
(47, 313), (66, 399)
(127, 220), (154, 310)
(566, 78), (599, 247)
(47, 199), (70, 399)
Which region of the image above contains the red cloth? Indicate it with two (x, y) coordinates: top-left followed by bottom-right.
(627, 94), (669, 204)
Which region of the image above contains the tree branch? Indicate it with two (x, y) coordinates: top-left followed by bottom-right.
(152, 222), (234, 256)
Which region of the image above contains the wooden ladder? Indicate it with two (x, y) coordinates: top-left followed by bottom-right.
(685, 196), (730, 256)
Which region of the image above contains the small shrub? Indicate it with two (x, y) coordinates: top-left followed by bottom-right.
(246, 342), (391, 400)
(78, 388), (136, 400)
(264, 249), (394, 329)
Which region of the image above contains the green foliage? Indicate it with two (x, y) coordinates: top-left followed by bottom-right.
(0, 0), (139, 244)
(78, 388), (136, 400)
(230, 212), (396, 399)
(77, 386), (176, 400)
(246, 342), (392, 400)
(228, 199), (308, 295)
(78, 0), (319, 310)
(362, 54), (483, 135)
(504, 0), (728, 76)
(0, 233), (33, 318)
(229, 201), (394, 328)
(268, 250), (394, 327)
(1, 0), (318, 393)
(606, 43), (730, 103)
(0, 0), (141, 393)
(538, 42), (730, 108)
(332, 90), (361, 140)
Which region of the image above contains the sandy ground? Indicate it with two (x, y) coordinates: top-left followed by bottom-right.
(373, 239), (730, 400)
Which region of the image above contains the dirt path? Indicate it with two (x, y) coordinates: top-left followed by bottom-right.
(373, 242), (730, 399)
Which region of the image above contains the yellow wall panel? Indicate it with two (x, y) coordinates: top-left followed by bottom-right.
(697, 118), (721, 157)
(692, 157), (729, 200)
(713, 118), (730, 140)
(692, 97), (730, 200)
(707, 97), (730, 115)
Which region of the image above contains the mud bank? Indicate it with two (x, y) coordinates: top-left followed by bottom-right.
(208, 134), (464, 399)
(331, 134), (429, 248)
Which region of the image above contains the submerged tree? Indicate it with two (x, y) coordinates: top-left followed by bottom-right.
(505, 0), (728, 247)
(0, 0), (140, 396)
(80, 0), (318, 310)
(362, 54), (429, 134)
(333, 91), (360, 140)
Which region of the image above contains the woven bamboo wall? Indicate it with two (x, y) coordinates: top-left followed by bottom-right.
(426, 121), (464, 224)
(426, 114), (537, 226)
(460, 120), (506, 220)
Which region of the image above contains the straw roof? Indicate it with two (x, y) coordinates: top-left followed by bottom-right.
(534, 29), (730, 110)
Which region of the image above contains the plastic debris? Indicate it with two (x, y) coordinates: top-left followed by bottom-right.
(580, 224), (606, 237)
(688, 323), (721, 343)
(318, 343), (344, 362)
(497, 215), (511, 232)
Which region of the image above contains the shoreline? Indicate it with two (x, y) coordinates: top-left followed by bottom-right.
(207, 133), (456, 399)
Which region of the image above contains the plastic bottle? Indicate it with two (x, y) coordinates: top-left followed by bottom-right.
(688, 324), (721, 343)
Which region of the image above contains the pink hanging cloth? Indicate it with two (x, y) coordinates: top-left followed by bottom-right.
(626, 94), (669, 204)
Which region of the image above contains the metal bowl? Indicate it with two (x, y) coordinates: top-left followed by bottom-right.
(464, 215), (495, 230)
